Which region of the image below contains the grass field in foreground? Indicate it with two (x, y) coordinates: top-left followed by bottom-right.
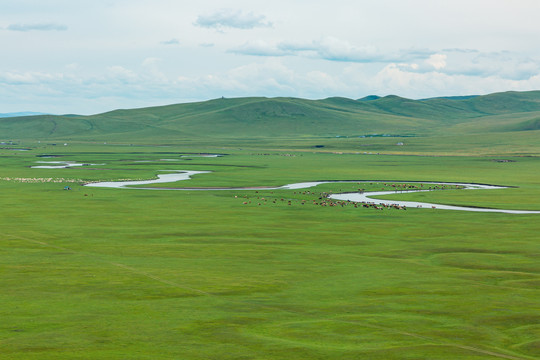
(0, 142), (539, 360)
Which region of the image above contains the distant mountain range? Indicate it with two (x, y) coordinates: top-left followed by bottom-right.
(1, 91), (539, 141)
(0, 112), (49, 118)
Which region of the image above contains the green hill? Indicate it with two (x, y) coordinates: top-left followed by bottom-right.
(2, 90), (540, 143)
(361, 91), (540, 120)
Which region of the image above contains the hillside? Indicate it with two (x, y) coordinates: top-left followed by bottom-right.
(2, 91), (540, 142)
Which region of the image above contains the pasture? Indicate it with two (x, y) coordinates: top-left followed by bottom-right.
(1, 139), (539, 359)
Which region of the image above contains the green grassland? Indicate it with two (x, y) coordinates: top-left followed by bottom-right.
(1, 91), (539, 359)
(2, 90), (540, 143)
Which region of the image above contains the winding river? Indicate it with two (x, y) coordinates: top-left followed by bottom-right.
(32, 161), (105, 169)
(83, 170), (540, 214)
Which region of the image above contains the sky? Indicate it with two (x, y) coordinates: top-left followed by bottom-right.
(2, 0), (540, 114)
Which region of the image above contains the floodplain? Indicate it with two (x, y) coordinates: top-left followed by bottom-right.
(1, 137), (539, 360)
(1, 93), (540, 359)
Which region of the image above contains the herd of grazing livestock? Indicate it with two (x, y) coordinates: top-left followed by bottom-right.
(238, 192), (407, 210)
(235, 183), (462, 211)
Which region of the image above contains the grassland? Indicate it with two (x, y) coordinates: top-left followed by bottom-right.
(1, 92), (539, 359)
(2, 91), (540, 144)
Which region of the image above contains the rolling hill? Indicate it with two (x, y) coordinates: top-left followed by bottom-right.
(2, 90), (540, 142)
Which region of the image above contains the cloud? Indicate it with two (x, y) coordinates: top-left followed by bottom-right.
(392, 49), (540, 80)
(106, 66), (137, 83)
(182, 59), (363, 100)
(142, 57), (160, 67)
(141, 57), (167, 82)
(442, 48), (479, 54)
(449, 51), (540, 80)
(194, 9), (272, 30)
(231, 40), (288, 57)
(3, 54), (540, 114)
(6, 23), (67, 32)
(425, 54), (447, 70)
(368, 60), (540, 99)
(230, 37), (435, 64)
(161, 38), (180, 45)
(305, 37), (381, 62)
(0, 71), (60, 85)
(230, 37), (382, 62)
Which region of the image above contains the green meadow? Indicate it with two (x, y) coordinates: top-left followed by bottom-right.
(1, 92), (539, 359)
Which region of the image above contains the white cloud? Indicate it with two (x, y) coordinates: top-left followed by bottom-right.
(195, 9), (272, 30)
(385, 49), (540, 83)
(3, 56), (540, 114)
(425, 54), (447, 70)
(369, 62), (540, 99)
(107, 66), (137, 82)
(3, 1), (540, 113)
(0, 71), (61, 84)
(142, 57), (160, 67)
(194, 60), (297, 95)
(161, 38), (180, 45)
(230, 37), (434, 64)
(141, 57), (168, 82)
(308, 37), (379, 62)
(7, 23), (67, 31)
(446, 51), (540, 80)
(230, 40), (287, 57)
